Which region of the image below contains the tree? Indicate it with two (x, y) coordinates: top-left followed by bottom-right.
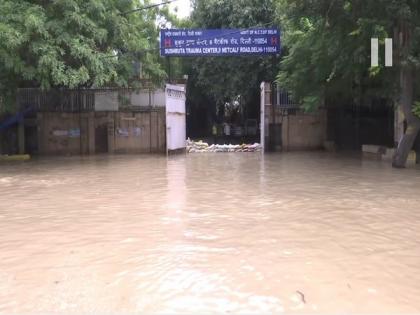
(276, 0), (420, 167)
(0, 0), (166, 112)
(184, 0), (279, 135)
(391, 6), (420, 167)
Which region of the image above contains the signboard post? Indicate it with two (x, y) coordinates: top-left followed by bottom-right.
(160, 28), (280, 57)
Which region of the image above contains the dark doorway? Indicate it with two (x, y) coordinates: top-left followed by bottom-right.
(25, 126), (38, 154)
(327, 102), (394, 150)
(269, 123), (282, 151)
(95, 124), (108, 153)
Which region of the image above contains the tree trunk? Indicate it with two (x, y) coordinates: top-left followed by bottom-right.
(392, 21), (420, 168)
(392, 67), (420, 168)
(414, 133), (420, 164)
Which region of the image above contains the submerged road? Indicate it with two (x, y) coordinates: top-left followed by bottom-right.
(0, 152), (420, 313)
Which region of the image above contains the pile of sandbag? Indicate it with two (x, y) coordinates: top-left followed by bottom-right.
(186, 139), (261, 153)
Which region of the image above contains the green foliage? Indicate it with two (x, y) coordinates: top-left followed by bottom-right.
(186, 0), (279, 112)
(276, 0), (420, 111)
(413, 101), (420, 118)
(0, 0), (167, 112)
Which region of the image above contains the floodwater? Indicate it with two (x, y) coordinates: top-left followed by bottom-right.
(1, 152), (420, 314)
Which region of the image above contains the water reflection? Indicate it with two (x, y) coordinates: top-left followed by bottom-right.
(0, 152), (420, 313)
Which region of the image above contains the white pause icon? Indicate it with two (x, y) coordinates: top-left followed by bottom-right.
(371, 38), (393, 67)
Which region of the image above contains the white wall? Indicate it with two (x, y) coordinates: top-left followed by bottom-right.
(165, 84), (186, 152)
(94, 91), (118, 111)
(129, 89), (166, 107)
(94, 89), (166, 111)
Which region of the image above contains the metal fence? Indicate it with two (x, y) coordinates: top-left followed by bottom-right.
(17, 88), (95, 112)
(16, 87), (166, 112)
(272, 84), (300, 109)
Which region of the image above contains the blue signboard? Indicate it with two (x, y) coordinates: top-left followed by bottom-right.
(160, 28), (280, 57)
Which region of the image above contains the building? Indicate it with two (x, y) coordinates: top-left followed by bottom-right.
(1, 85), (186, 156)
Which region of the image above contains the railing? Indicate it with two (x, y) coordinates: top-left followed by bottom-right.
(16, 87), (166, 112)
(271, 84), (300, 109)
(17, 88), (95, 112)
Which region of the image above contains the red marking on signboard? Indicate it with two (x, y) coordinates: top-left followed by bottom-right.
(271, 37), (278, 46)
(164, 38), (172, 48)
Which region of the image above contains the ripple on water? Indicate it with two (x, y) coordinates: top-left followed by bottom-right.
(0, 152), (420, 313)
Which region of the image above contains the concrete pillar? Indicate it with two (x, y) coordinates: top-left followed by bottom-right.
(260, 82), (265, 150)
(18, 119), (25, 155)
(260, 82), (272, 152)
(282, 114), (289, 151)
(79, 113), (88, 155)
(79, 112), (96, 155)
(88, 112), (95, 154)
(36, 113), (44, 155)
(107, 112), (115, 153)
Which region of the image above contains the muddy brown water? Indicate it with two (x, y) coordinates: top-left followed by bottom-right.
(1, 152), (420, 313)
